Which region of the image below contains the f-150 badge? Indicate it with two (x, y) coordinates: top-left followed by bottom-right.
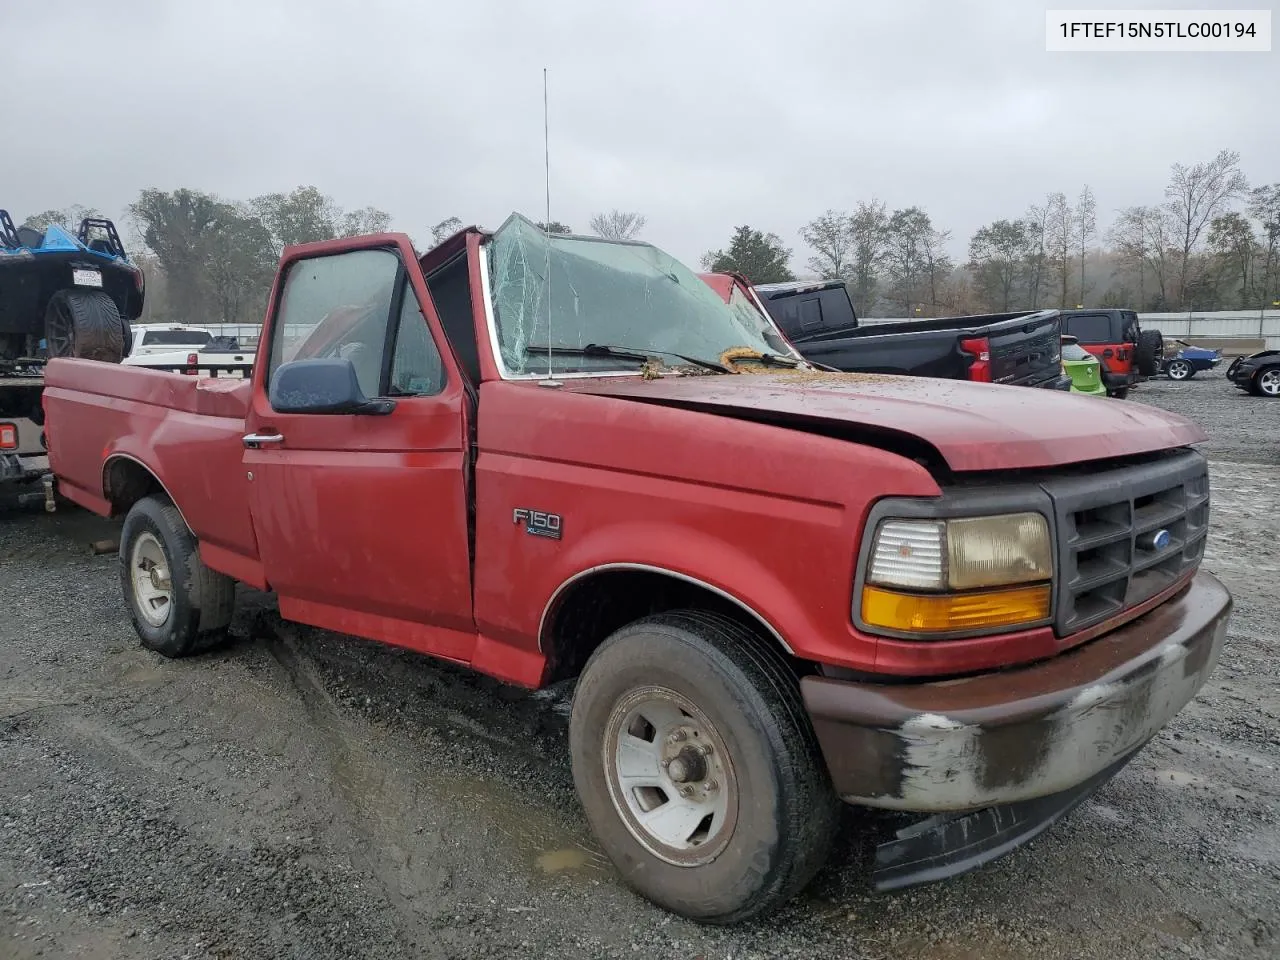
(513, 508), (562, 540)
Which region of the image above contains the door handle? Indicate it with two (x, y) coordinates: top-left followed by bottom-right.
(242, 432), (284, 449)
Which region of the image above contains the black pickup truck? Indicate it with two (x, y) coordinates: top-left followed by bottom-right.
(702, 275), (1070, 389)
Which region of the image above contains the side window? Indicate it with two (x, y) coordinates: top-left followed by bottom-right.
(797, 297), (823, 333)
(268, 248), (400, 398)
(389, 289), (446, 396)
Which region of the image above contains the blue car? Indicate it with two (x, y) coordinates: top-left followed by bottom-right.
(0, 210), (143, 367)
(1161, 339), (1222, 380)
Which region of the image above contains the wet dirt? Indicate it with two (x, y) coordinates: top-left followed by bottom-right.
(1, 374), (1277, 959)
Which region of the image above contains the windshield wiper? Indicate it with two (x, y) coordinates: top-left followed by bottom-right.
(750, 351), (803, 368)
(524, 343), (730, 374)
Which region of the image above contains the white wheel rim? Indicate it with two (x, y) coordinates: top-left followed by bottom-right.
(1169, 361), (1190, 379)
(1261, 370), (1280, 396)
(130, 531), (173, 627)
(603, 686), (738, 866)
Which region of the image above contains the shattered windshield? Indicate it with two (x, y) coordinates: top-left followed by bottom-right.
(486, 213), (786, 375)
(726, 285), (795, 357)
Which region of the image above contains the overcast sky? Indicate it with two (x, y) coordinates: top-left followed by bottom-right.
(3, 1), (1275, 268)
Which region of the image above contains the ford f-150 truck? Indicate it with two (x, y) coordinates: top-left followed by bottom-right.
(701, 273), (1072, 389)
(43, 214), (1231, 923)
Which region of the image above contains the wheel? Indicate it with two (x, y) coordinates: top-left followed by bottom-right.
(569, 610), (840, 924)
(1252, 366), (1280, 398)
(1108, 387), (1129, 399)
(1166, 359), (1193, 381)
(43, 289), (126, 362)
(120, 494), (236, 657)
(1136, 329), (1164, 377)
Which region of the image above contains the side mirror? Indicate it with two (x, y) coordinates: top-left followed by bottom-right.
(268, 358), (395, 415)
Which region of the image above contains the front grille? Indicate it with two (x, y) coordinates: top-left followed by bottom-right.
(1045, 451), (1209, 635)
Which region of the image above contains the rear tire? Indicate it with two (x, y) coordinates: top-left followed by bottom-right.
(569, 610), (840, 924)
(1252, 366), (1280, 398)
(1166, 359), (1193, 381)
(1136, 329), (1164, 377)
(44, 289), (127, 363)
(120, 494), (236, 658)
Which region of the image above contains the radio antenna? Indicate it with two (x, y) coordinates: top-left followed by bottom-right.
(538, 66), (561, 388)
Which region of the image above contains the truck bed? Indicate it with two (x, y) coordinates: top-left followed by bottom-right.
(42, 359), (258, 565)
(799, 310), (1065, 387)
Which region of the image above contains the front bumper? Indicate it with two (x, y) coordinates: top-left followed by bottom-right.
(801, 571), (1231, 813)
(1226, 357), (1256, 388)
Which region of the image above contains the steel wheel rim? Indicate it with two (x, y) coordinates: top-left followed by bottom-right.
(1168, 360), (1191, 379)
(603, 685), (738, 866)
(130, 531), (173, 627)
(46, 298), (75, 358)
(1261, 370), (1280, 396)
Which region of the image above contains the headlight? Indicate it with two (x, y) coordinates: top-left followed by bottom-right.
(861, 513), (1053, 636)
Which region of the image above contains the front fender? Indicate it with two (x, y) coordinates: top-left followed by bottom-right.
(536, 520), (827, 657)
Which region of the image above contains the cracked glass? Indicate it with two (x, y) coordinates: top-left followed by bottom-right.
(486, 213), (790, 376)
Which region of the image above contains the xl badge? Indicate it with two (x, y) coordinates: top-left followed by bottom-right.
(513, 508), (563, 540)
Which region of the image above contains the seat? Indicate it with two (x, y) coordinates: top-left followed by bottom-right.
(16, 226), (45, 250)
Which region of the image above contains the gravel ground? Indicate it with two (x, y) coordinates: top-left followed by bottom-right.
(1, 375), (1277, 960)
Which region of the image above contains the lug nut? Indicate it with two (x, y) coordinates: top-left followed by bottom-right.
(666, 730), (686, 745)
(704, 779), (718, 791)
(678, 785), (695, 798)
(698, 743), (713, 757)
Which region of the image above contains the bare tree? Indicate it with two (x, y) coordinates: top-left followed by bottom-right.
(1208, 213), (1259, 309)
(1044, 192), (1074, 307)
(430, 217), (464, 245)
(1248, 184), (1280, 312)
(848, 200), (889, 313)
(968, 219), (1032, 311)
(1109, 206), (1154, 309)
(799, 210), (854, 277)
(588, 210), (647, 241)
(1164, 149), (1249, 308)
(1075, 185), (1096, 302)
(20, 204), (104, 232)
(882, 207), (950, 315)
(340, 206), (392, 237)
(1023, 199), (1053, 308)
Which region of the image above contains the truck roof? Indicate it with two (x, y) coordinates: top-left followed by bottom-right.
(754, 280), (848, 298)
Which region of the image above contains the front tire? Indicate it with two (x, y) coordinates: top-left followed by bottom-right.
(1252, 366), (1280, 398)
(1166, 359), (1193, 381)
(120, 494), (236, 657)
(569, 611), (840, 924)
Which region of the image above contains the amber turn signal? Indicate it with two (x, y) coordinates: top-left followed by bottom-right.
(861, 583), (1051, 635)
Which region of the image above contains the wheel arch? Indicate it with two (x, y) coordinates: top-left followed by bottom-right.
(103, 453), (191, 529)
(539, 563), (803, 684)
(1253, 363), (1280, 395)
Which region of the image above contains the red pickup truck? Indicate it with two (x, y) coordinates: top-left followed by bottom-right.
(43, 214), (1231, 923)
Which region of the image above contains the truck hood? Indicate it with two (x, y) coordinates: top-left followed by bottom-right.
(568, 371), (1206, 472)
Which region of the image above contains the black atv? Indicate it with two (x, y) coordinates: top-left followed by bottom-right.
(0, 209), (143, 369)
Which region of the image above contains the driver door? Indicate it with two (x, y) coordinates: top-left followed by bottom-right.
(242, 236), (476, 663)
